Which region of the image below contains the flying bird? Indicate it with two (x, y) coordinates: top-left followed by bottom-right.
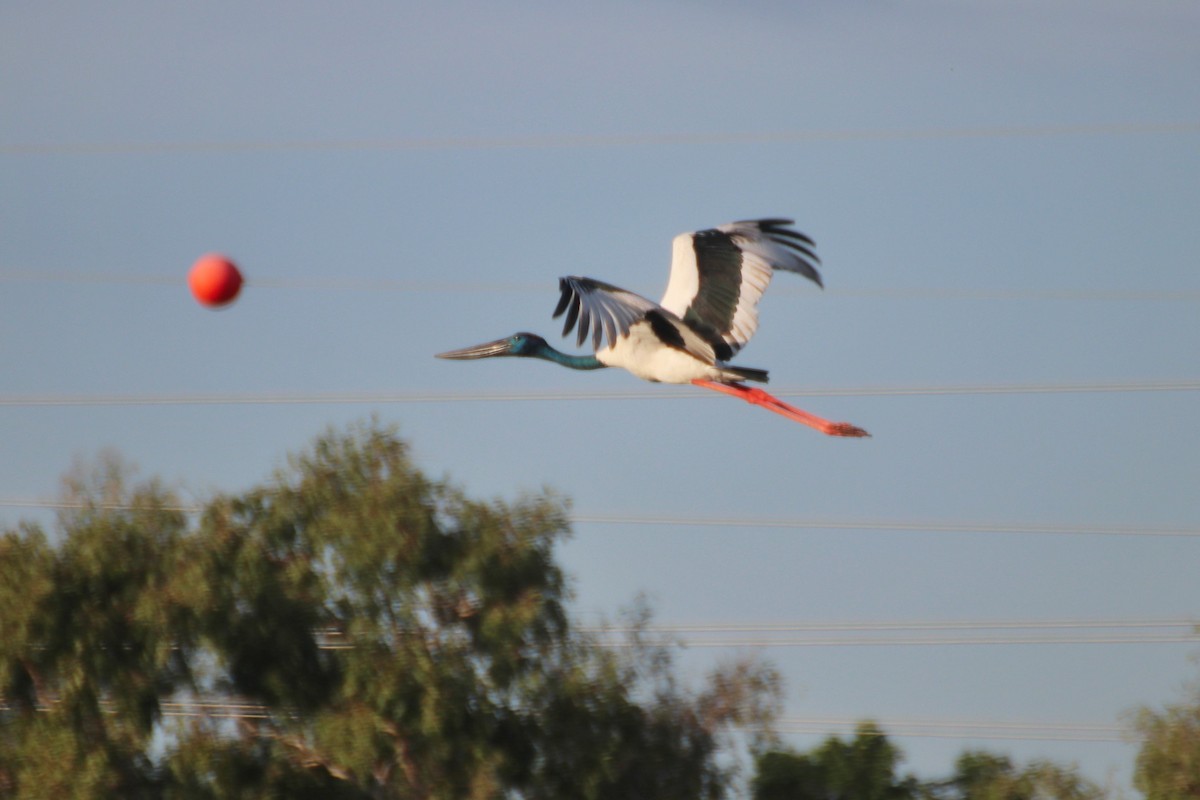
(437, 219), (869, 437)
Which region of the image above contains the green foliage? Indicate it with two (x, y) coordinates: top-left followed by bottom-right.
(0, 421), (778, 798)
(752, 722), (918, 800)
(933, 750), (1104, 800)
(1, 455), (191, 798)
(751, 726), (1103, 800)
(1133, 684), (1200, 799)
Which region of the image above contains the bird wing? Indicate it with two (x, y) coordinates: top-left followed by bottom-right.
(658, 219), (822, 360)
(553, 277), (657, 351)
(552, 276), (716, 364)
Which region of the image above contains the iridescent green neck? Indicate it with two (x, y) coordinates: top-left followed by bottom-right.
(535, 343), (605, 371)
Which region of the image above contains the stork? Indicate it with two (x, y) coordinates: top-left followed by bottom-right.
(436, 219), (869, 437)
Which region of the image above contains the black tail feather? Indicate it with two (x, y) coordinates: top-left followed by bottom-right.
(728, 366), (769, 383)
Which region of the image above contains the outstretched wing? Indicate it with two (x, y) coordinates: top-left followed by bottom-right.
(658, 219), (822, 360)
(552, 276), (659, 352)
(554, 276), (721, 366)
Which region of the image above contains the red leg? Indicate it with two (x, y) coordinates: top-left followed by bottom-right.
(691, 380), (870, 437)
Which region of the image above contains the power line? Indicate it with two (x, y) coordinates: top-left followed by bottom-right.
(3, 268), (1198, 304)
(564, 618), (1200, 647)
(0, 499), (203, 513)
(151, 706), (1132, 743)
(1, 379), (1198, 408)
(815, 287), (1200, 302)
(0, 270), (545, 293)
(570, 514), (1200, 538)
(3, 121), (1197, 156)
(24, 629), (1198, 650)
(4, 498), (1198, 539)
(593, 633), (1198, 648)
(0, 700), (1134, 743)
(771, 718), (1129, 743)
(582, 618), (1198, 634)
(307, 618), (1197, 648)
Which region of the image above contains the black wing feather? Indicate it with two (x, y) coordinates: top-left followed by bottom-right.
(552, 276), (660, 352)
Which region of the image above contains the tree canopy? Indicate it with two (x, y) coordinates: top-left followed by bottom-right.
(752, 722), (918, 800)
(0, 422), (778, 799)
(751, 725), (1104, 800)
(5, 419), (1190, 799)
(1133, 683), (1200, 799)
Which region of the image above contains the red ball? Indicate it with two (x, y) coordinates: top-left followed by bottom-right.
(189, 254), (243, 307)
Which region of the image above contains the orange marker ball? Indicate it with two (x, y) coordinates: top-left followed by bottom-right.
(189, 254), (243, 307)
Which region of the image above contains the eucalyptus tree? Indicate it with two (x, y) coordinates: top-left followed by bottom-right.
(1, 422), (778, 799)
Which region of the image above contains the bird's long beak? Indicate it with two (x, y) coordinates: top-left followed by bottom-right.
(435, 337), (514, 360)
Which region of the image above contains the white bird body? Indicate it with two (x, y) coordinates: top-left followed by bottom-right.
(437, 218), (870, 436)
(594, 318), (747, 383)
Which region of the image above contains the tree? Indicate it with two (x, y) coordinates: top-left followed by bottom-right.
(1132, 683), (1200, 800)
(931, 750), (1104, 800)
(751, 727), (1104, 800)
(0, 421), (779, 799)
(1, 453), (195, 798)
(751, 721), (919, 800)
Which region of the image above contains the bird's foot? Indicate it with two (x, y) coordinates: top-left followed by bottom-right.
(825, 422), (871, 438)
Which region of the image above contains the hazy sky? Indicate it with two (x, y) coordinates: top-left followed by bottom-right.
(3, 2), (1199, 792)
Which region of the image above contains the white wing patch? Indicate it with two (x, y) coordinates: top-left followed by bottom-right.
(658, 219), (821, 359)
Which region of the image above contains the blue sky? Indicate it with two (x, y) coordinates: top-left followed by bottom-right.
(3, 1), (1199, 792)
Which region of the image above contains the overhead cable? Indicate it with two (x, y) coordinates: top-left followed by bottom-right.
(3, 498), (1198, 539)
(2, 268), (1198, 304)
(2, 379), (1198, 409)
(4, 121), (1197, 156)
(0, 700), (1135, 742)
